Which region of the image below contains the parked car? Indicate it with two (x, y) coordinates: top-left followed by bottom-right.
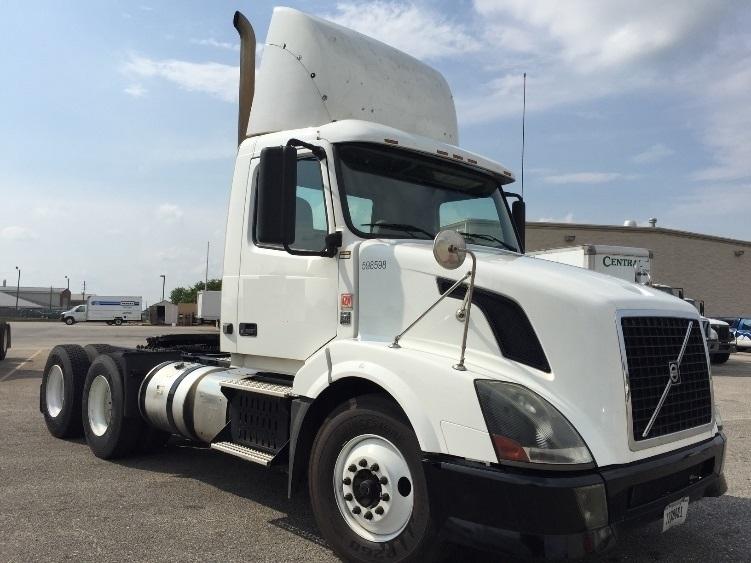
(704, 318), (735, 364)
(720, 317), (751, 351)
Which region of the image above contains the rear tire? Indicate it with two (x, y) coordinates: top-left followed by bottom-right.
(711, 353), (730, 364)
(82, 355), (145, 459)
(0, 324), (8, 361)
(308, 395), (442, 563)
(83, 343), (129, 364)
(114, 318), (123, 326)
(64, 317), (75, 325)
(40, 345), (91, 438)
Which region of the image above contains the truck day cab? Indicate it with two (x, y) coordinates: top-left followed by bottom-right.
(39, 8), (726, 561)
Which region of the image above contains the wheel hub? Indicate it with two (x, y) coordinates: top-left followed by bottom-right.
(88, 375), (112, 437)
(45, 365), (65, 418)
(333, 434), (414, 542)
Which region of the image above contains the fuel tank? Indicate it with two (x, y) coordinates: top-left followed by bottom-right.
(139, 362), (235, 442)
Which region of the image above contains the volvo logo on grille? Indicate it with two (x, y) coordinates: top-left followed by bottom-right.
(668, 361), (681, 384)
(642, 321), (694, 438)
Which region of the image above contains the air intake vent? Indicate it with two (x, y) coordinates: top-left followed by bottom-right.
(437, 278), (550, 372)
(621, 316), (711, 443)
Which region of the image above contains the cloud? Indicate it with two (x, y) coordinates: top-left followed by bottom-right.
(1, 226), (38, 241)
(191, 38), (240, 51)
(122, 55), (238, 102)
(536, 212), (575, 223)
(124, 83), (147, 97)
(156, 203), (184, 223)
(632, 143), (674, 164)
(543, 172), (624, 185)
(326, 1), (481, 60)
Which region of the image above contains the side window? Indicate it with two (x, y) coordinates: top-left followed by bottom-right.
(75, 306), (85, 312)
(291, 158), (328, 252)
(347, 195), (373, 232)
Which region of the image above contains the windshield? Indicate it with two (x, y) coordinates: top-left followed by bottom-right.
(336, 143), (520, 252)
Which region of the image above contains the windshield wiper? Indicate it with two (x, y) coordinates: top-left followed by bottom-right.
(362, 223), (435, 239)
(458, 231), (517, 252)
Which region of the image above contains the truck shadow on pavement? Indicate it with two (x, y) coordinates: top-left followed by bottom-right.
(113, 439), (751, 563)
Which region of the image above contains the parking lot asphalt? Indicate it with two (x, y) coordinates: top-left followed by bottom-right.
(1, 322), (750, 562)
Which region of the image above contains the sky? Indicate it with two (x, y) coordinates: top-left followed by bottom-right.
(1, 1), (750, 305)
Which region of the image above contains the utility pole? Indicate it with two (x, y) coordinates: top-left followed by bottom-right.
(160, 274), (166, 301)
(49, 286), (53, 313)
(82, 280), (86, 303)
(65, 275), (69, 290)
(205, 241), (210, 290)
(14, 266), (20, 312)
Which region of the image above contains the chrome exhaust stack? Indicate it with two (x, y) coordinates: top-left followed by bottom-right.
(233, 11), (256, 146)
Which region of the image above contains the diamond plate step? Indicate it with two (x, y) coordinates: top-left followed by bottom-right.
(211, 441), (275, 466)
(220, 377), (292, 397)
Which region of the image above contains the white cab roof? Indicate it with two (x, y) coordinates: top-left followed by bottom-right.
(249, 7), (458, 144)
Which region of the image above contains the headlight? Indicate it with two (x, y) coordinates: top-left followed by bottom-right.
(475, 380), (593, 466)
(709, 327), (719, 341)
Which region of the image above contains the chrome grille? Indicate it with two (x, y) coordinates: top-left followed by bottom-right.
(621, 317), (712, 442)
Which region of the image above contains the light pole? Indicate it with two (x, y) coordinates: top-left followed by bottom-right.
(65, 275), (69, 290)
(14, 266), (20, 312)
(160, 274), (166, 301)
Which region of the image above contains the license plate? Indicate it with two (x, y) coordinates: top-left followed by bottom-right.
(662, 497), (689, 532)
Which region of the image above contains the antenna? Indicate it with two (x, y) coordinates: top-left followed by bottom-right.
(521, 72), (527, 198)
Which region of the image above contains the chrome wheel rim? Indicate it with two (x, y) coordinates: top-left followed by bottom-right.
(88, 375), (112, 436)
(333, 434), (414, 542)
(45, 365), (65, 418)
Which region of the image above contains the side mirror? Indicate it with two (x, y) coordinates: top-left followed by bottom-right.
(512, 199), (526, 253)
(433, 230), (467, 270)
(256, 146), (297, 246)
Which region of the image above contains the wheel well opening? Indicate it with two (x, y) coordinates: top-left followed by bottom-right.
(288, 377), (410, 498)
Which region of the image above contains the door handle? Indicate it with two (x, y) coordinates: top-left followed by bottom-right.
(239, 323), (257, 337)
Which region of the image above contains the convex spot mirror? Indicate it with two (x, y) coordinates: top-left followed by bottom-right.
(433, 230), (467, 270)
(256, 146), (297, 246)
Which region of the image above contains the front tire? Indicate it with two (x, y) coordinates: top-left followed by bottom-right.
(711, 353), (730, 364)
(309, 395), (442, 563)
(114, 318), (123, 326)
(40, 345), (91, 438)
(82, 355), (145, 459)
(64, 317), (75, 325)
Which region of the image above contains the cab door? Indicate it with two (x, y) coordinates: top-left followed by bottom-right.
(236, 152), (338, 364)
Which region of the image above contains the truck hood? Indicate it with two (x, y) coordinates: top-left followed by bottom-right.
(357, 240), (711, 466)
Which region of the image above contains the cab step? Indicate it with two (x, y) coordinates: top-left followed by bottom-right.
(210, 441), (275, 466)
(220, 376), (293, 398)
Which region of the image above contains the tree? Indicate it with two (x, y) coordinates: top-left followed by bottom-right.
(170, 279), (222, 304)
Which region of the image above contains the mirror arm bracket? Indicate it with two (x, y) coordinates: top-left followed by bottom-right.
(390, 270), (471, 349)
(287, 138), (327, 160)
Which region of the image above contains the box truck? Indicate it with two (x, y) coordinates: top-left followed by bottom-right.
(531, 245), (652, 284)
(38, 8), (725, 561)
(60, 296), (142, 325)
(196, 290), (221, 323)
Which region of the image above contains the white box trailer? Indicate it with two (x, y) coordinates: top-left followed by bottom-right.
(61, 296), (142, 325)
(530, 245), (652, 284)
(39, 8), (725, 562)
(196, 290), (221, 322)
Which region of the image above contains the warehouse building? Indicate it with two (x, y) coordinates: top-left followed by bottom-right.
(526, 222), (751, 317)
(0, 283), (71, 308)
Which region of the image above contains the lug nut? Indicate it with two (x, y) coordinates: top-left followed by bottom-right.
(344, 493), (353, 501)
(359, 459), (368, 467)
(352, 506), (361, 514)
(370, 463), (379, 472)
(348, 464), (356, 472)
(375, 506), (384, 515)
(343, 477), (351, 485)
(379, 476), (388, 485)
(364, 511), (373, 520)
(381, 493), (390, 502)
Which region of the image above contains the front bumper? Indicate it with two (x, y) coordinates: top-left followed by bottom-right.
(708, 340), (734, 354)
(423, 433), (726, 560)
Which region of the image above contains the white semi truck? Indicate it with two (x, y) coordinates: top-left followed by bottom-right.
(60, 295), (142, 325)
(39, 8), (726, 561)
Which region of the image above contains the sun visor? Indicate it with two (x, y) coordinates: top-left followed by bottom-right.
(248, 7), (459, 144)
